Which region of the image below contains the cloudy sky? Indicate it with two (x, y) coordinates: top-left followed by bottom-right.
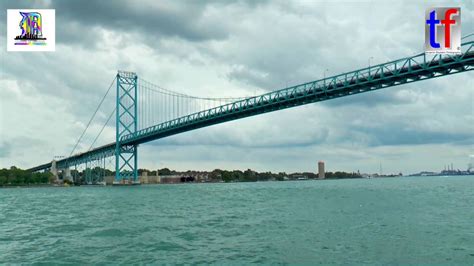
(0, 0), (473, 174)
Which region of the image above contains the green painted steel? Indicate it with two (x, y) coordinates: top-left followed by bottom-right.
(28, 41), (474, 173)
(115, 71), (138, 183)
(121, 41), (474, 146)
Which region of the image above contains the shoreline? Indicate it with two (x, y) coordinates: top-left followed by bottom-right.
(0, 184), (69, 188)
(2, 175), (472, 189)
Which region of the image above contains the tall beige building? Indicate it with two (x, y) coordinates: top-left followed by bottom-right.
(318, 161), (325, 179)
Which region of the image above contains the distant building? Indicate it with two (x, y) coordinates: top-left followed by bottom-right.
(140, 171), (160, 184)
(160, 175), (182, 184)
(318, 161), (325, 179)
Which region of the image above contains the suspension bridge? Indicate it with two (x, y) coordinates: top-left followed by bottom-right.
(28, 40), (474, 184)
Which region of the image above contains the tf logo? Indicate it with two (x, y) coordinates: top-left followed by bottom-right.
(7, 9), (55, 52)
(425, 7), (461, 54)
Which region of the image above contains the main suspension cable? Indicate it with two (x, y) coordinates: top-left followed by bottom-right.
(88, 107), (115, 151)
(69, 77), (116, 156)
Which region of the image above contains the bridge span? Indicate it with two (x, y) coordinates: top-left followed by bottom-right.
(28, 41), (474, 184)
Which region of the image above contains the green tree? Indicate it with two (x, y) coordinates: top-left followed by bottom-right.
(159, 168), (172, 176)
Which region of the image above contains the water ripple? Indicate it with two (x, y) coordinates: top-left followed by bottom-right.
(0, 176), (473, 264)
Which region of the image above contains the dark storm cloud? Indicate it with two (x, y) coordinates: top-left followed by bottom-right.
(1, 0), (235, 48)
(0, 0), (47, 9)
(52, 0), (235, 48)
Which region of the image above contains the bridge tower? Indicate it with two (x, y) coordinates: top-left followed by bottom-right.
(115, 71), (138, 184)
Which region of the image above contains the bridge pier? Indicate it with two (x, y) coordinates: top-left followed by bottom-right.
(63, 167), (72, 182)
(50, 160), (59, 182)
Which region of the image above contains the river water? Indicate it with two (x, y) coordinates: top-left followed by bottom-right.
(0, 175), (473, 264)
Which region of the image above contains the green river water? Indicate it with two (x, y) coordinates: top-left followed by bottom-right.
(0, 175), (473, 264)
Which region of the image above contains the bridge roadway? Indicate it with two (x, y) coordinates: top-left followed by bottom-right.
(28, 41), (474, 172)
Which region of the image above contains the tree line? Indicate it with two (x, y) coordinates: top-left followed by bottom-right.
(0, 167), (54, 186)
(0, 166), (362, 186)
(206, 169), (361, 182)
(122, 168), (362, 182)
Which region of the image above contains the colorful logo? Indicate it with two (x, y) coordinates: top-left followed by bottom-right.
(7, 9), (55, 52)
(14, 12), (47, 46)
(425, 7), (461, 54)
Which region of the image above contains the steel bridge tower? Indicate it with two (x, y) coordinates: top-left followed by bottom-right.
(115, 71), (138, 184)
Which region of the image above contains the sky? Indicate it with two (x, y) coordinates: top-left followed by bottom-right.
(0, 0), (473, 175)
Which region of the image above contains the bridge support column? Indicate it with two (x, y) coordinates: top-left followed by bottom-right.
(50, 160), (59, 182)
(114, 71), (139, 185)
(64, 167), (72, 182)
(85, 160), (91, 184)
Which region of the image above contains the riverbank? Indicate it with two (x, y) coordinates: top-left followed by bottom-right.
(0, 184), (71, 188)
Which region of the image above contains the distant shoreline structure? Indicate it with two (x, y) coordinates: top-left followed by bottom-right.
(409, 169), (473, 177)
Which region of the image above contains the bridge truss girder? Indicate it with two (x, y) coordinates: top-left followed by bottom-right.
(121, 41), (474, 146)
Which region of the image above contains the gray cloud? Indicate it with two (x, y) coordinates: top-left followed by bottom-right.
(0, 142), (12, 158)
(1, 0), (232, 43)
(52, 0), (234, 48)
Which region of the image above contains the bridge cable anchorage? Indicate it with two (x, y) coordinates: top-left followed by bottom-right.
(69, 77), (116, 157)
